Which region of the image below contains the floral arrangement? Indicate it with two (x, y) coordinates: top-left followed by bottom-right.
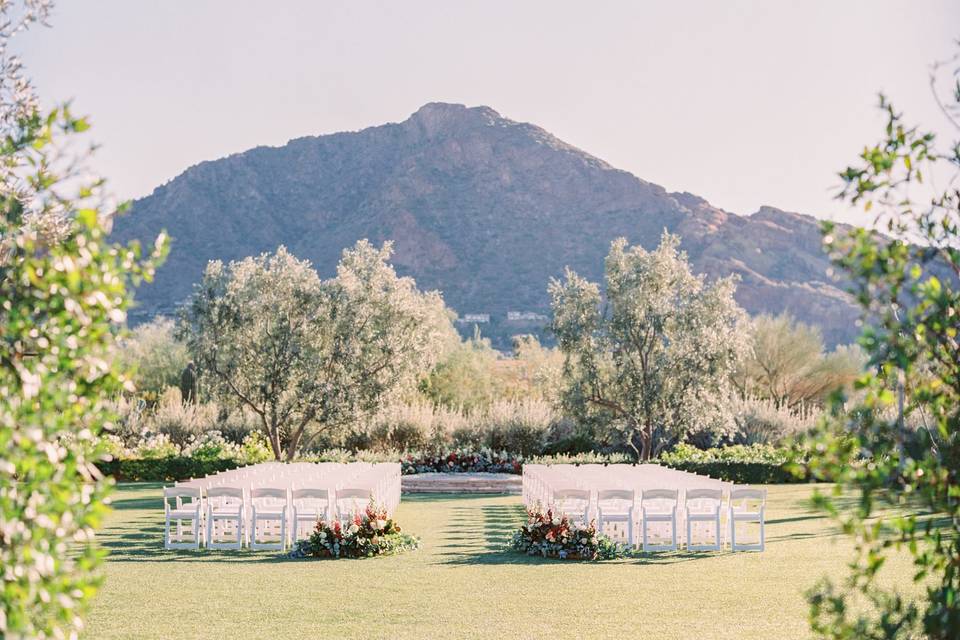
(290, 502), (419, 559)
(510, 505), (625, 560)
(401, 447), (523, 475)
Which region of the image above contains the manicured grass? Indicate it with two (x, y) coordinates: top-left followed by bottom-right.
(84, 484), (917, 639)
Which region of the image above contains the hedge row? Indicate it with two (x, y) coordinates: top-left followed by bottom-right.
(97, 457), (241, 482)
(661, 460), (803, 484)
(98, 456), (803, 485)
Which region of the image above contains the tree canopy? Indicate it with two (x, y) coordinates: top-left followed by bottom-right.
(179, 241), (450, 460)
(550, 232), (746, 460)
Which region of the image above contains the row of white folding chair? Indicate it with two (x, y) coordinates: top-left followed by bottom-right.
(165, 484), (380, 550)
(165, 462), (394, 549)
(547, 486), (765, 551)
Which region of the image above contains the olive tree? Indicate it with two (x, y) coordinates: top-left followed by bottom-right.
(179, 241), (448, 460)
(550, 232), (746, 460)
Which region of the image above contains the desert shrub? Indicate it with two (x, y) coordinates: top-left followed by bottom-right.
(481, 399), (557, 455)
(117, 317), (189, 401)
(359, 402), (467, 451)
(733, 314), (865, 409)
(214, 406), (261, 445)
(147, 388), (219, 448)
(107, 395), (149, 446)
(726, 395), (820, 445)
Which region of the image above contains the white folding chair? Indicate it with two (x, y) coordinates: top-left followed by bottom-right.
(729, 488), (766, 551)
(641, 489), (678, 552)
(552, 489), (590, 526)
(163, 487), (203, 549)
(291, 488), (332, 543)
(597, 489), (635, 546)
(250, 487), (288, 550)
(685, 488), (723, 551)
(206, 486), (245, 550)
(335, 488), (373, 521)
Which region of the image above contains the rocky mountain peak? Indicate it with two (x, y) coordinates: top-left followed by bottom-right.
(112, 103), (861, 347)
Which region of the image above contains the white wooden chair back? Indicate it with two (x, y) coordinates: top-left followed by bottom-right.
(641, 488), (678, 512)
(207, 486), (243, 509)
(336, 488), (372, 518)
(164, 486), (201, 512)
(250, 487), (287, 508)
(730, 488), (766, 513)
(597, 489), (634, 513)
(686, 488), (722, 513)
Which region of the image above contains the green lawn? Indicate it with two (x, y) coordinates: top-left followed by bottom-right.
(84, 483), (917, 639)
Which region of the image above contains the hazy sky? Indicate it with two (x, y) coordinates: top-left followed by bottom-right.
(16, 1), (960, 223)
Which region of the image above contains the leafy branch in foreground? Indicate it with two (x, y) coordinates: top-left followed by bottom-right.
(801, 45), (960, 639)
(0, 105), (167, 637)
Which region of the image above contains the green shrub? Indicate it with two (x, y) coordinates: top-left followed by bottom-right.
(239, 431), (273, 464)
(659, 443), (803, 484)
(97, 457), (241, 482)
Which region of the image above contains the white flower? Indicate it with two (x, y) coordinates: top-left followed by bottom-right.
(349, 524), (359, 534)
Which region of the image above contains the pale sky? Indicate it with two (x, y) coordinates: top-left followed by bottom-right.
(16, 1), (960, 224)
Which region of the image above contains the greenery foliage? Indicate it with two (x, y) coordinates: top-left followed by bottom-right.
(550, 232), (746, 460)
(660, 443), (802, 484)
(799, 54), (960, 638)
(0, 104), (166, 639)
(179, 242), (450, 460)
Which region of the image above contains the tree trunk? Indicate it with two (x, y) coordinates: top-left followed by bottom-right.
(284, 435), (300, 462)
(263, 414), (282, 461)
(640, 419), (653, 461)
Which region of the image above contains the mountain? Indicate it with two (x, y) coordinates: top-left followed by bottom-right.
(112, 102), (859, 347)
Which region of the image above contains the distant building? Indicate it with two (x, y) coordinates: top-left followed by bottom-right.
(459, 313), (490, 324)
(506, 311), (548, 322)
